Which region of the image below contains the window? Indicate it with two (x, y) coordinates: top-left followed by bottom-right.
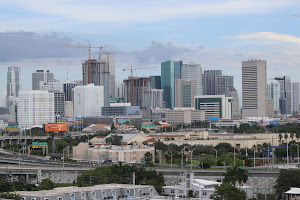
(149, 188), (153, 196)
(203, 191), (207, 196)
(81, 192), (86, 200)
(179, 190), (183, 194)
(57, 197), (63, 200)
(70, 194), (75, 200)
(102, 191), (106, 199)
(138, 189), (143, 197)
(125, 189), (130, 197)
(171, 190), (175, 194)
(186, 174), (190, 179)
(91, 191), (96, 200)
(111, 190), (116, 199)
(31, 198), (36, 200)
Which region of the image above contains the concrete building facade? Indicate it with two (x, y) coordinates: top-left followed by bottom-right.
(292, 82), (300, 114)
(6, 66), (21, 111)
(274, 76), (291, 114)
(150, 76), (161, 89)
(225, 87), (240, 119)
(151, 89), (164, 109)
(18, 90), (55, 129)
(175, 79), (195, 108)
(63, 81), (77, 102)
(267, 79), (281, 112)
(73, 84), (104, 118)
(165, 107), (205, 125)
(32, 70), (54, 90)
(195, 95), (233, 120)
(181, 63), (202, 96)
(242, 60), (267, 118)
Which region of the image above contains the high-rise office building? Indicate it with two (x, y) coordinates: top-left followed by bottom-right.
(63, 81), (77, 102)
(99, 52), (115, 98)
(32, 70), (54, 90)
(274, 76), (291, 114)
(175, 79), (195, 108)
(40, 79), (63, 92)
(64, 101), (74, 118)
(216, 75), (234, 95)
(151, 89), (164, 109)
(124, 77), (152, 109)
(225, 87), (240, 119)
(292, 82), (300, 114)
(150, 76), (161, 89)
(6, 66), (21, 111)
(267, 80), (281, 112)
(181, 63), (202, 96)
(174, 61), (182, 79)
(18, 90), (55, 128)
(73, 84), (104, 117)
(202, 70), (222, 95)
(161, 61), (175, 109)
(242, 60), (267, 118)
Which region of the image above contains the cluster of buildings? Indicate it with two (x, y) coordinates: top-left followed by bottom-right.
(3, 53), (300, 130)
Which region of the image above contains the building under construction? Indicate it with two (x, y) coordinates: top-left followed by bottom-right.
(124, 77), (152, 109)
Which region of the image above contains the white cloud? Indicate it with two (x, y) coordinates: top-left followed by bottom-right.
(224, 32), (300, 45)
(2, 0), (297, 23)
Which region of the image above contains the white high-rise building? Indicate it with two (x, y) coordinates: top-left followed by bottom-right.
(32, 70), (54, 90)
(292, 82), (300, 114)
(151, 89), (164, 108)
(242, 60), (267, 118)
(181, 63), (203, 96)
(18, 90), (55, 129)
(73, 84), (104, 117)
(115, 81), (125, 98)
(267, 79), (281, 112)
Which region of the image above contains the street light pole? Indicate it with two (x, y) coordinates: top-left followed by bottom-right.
(18, 147), (26, 170)
(287, 141), (289, 165)
(214, 149), (218, 158)
(253, 147), (256, 168)
(63, 146), (70, 172)
(170, 150), (173, 169)
(191, 148), (195, 170)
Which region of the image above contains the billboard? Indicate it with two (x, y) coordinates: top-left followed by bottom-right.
(6, 125), (18, 130)
(44, 124), (68, 132)
(209, 118), (218, 121)
(270, 121), (279, 126)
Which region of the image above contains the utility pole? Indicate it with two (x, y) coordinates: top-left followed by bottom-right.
(133, 172), (135, 185)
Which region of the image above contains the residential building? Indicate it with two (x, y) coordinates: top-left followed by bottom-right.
(99, 52), (116, 98)
(39, 79), (63, 92)
(64, 101), (73, 118)
(225, 87), (240, 119)
(115, 81), (125, 98)
(18, 90), (55, 129)
(8, 104), (18, 123)
(73, 84), (104, 118)
(102, 106), (140, 117)
(17, 184), (160, 200)
(150, 76), (161, 89)
(165, 107), (205, 125)
(140, 108), (169, 122)
(202, 70), (222, 95)
(266, 99), (274, 118)
(151, 89), (164, 108)
(274, 76), (291, 114)
(124, 77), (152, 109)
(242, 60), (267, 118)
(32, 70), (54, 90)
(181, 63), (203, 96)
(267, 79), (281, 112)
(6, 66), (21, 110)
(63, 81), (77, 102)
(161, 60), (182, 109)
(73, 142), (154, 163)
(175, 79), (195, 108)
(195, 95), (233, 120)
(82, 58), (110, 106)
(292, 82), (300, 114)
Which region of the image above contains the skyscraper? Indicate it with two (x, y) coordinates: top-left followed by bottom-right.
(73, 84), (104, 117)
(225, 87), (240, 119)
(181, 63), (203, 96)
(115, 81), (125, 98)
(63, 81), (77, 102)
(161, 61), (175, 109)
(150, 76), (161, 89)
(6, 66), (21, 110)
(99, 52), (115, 98)
(274, 76), (291, 114)
(216, 75), (234, 95)
(151, 89), (164, 108)
(175, 79), (195, 108)
(202, 70), (222, 95)
(242, 60), (267, 118)
(18, 90), (55, 128)
(32, 70), (54, 90)
(124, 77), (152, 109)
(267, 80), (281, 112)
(292, 82), (300, 114)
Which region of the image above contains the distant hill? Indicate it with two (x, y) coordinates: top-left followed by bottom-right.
(0, 107), (8, 115)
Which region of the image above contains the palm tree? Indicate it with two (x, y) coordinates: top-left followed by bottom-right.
(284, 133), (288, 143)
(290, 132), (295, 142)
(223, 165), (248, 188)
(279, 133), (283, 144)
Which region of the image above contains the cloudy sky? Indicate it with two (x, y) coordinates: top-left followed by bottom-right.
(1, 0), (300, 106)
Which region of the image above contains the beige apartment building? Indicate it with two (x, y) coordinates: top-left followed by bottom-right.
(73, 143), (155, 163)
(165, 107), (205, 125)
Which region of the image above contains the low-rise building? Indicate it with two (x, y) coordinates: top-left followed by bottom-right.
(285, 187), (300, 200)
(17, 184), (160, 200)
(165, 107), (205, 125)
(82, 124), (111, 132)
(92, 133), (148, 145)
(73, 143), (155, 163)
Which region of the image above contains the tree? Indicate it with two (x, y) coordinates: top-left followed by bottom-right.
(279, 133), (283, 143)
(38, 178), (56, 190)
(144, 152), (153, 162)
(223, 165), (248, 188)
(290, 132), (295, 141)
(199, 155), (216, 169)
(105, 134), (123, 145)
(275, 169), (300, 199)
(284, 133), (288, 142)
(212, 183), (247, 200)
(215, 143), (234, 156)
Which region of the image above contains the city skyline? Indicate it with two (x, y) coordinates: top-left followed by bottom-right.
(1, 1), (300, 107)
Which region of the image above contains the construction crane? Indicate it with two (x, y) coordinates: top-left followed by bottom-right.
(62, 43), (103, 84)
(122, 65), (157, 106)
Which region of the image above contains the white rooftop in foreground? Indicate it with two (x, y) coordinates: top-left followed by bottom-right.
(193, 179), (220, 186)
(285, 187), (300, 195)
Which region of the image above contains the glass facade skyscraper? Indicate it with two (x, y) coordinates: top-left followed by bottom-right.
(161, 61), (175, 109)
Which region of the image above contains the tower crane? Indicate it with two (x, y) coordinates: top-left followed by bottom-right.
(62, 43), (103, 84)
(122, 65), (157, 106)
